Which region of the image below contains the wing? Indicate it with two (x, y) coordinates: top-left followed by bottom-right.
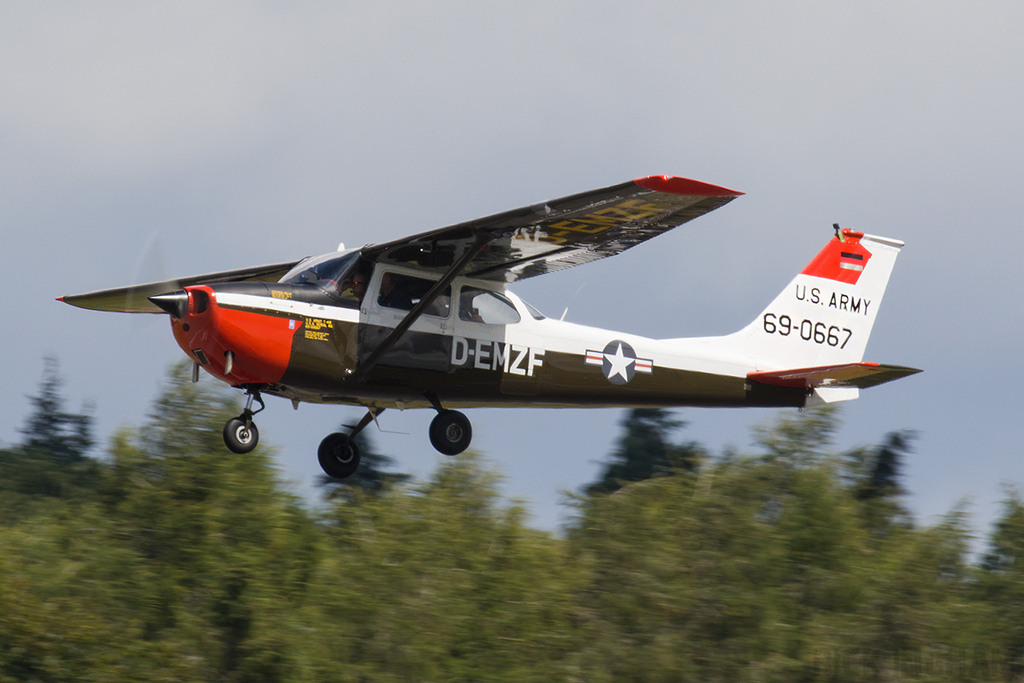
(59, 261), (300, 313)
(365, 175), (742, 282)
(748, 363), (922, 390)
(60, 175), (739, 312)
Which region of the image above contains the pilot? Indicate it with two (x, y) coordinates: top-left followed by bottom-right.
(340, 273), (369, 302)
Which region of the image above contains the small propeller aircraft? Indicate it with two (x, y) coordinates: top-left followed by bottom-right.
(60, 175), (919, 478)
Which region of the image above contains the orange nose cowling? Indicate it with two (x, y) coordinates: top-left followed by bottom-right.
(170, 285), (299, 385)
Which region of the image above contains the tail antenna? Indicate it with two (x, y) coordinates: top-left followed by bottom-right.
(833, 223), (846, 242)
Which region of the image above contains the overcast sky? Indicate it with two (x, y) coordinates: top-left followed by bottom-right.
(2, 2), (1021, 535)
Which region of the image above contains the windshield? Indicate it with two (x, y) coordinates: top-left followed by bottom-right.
(280, 251), (370, 306)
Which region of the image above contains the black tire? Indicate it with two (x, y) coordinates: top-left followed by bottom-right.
(224, 417), (259, 453)
(429, 410), (472, 456)
(318, 432), (361, 479)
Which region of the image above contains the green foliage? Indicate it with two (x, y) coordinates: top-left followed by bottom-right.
(1, 364), (1021, 681)
(587, 408), (705, 495)
(0, 358), (100, 518)
(979, 489), (1024, 677)
(18, 356), (94, 464)
(304, 453), (579, 681)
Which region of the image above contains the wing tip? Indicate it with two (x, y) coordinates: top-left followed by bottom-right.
(634, 175), (744, 197)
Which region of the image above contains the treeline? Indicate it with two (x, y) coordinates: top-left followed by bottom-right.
(1, 361), (1022, 682)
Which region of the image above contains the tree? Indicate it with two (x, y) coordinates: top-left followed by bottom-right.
(978, 489), (1024, 678)
(754, 404), (838, 469)
(854, 430), (915, 501)
(0, 357), (99, 504)
(307, 452), (580, 681)
(586, 408), (704, 495)
(96, 361), (322, 681)
(18, 356), (94, 463)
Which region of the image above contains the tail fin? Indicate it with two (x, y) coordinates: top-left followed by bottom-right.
(729, 228), (904, 368)
(675, 228), (919, 403)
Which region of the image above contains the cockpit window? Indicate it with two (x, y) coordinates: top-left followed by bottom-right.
(279, 251), (370, 307)
(458, 287), (521, 325)
(377, 272), (450, 317)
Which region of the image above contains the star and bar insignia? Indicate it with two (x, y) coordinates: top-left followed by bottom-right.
(585, 340), (653, 384)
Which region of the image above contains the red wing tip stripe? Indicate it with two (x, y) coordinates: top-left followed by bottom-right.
(633, 175), (744, 198)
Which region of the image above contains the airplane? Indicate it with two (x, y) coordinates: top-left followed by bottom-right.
(59, 175), (920, 479)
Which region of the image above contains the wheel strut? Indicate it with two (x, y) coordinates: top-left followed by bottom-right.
(347, 406), (384, 438)
(241, 387), (266, 426)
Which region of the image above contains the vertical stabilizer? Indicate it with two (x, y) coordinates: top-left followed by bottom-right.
(690, 228), (905, 371)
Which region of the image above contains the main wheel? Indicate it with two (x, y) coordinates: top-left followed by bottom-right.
(429, 410), (472, 456)
(224, 417), (259, 453)
(318, 432), (361, 479)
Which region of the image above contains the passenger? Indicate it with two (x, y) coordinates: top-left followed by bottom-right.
(378, 272), (415, 310)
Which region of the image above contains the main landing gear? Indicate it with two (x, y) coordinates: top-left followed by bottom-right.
(425, 393), (472, 457)
(317, 409), (379, 479)
(220, 389), (475, 480)
(316, 402), (473, 479)
(428, 410), (472, 456)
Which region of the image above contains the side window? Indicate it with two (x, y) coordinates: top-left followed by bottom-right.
(377, 272), (450, 317)
(458, 287), (521, 325)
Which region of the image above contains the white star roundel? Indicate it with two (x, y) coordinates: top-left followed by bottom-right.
(585, 340), (654, 385)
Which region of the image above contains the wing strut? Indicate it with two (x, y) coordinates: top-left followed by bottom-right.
(344, 234), (490, 385)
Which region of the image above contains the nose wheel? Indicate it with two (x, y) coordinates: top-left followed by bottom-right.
(223, 388), (265, 454)
(224, 417), (259, 453)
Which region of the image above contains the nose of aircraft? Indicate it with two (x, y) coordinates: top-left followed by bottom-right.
(157, 284), (298, 387)
(148, 290), (189, 318)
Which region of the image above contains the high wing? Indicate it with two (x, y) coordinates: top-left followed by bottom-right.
(59, 261), (299, 313)
(60, 175), (740, 313)
(364, 175), (742, 282)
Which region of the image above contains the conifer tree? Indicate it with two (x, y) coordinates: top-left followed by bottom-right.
(586, 408), (703, 494)
(19, 356), (94, 463)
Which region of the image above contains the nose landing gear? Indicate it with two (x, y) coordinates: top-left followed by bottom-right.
(223, 388), (265, 454)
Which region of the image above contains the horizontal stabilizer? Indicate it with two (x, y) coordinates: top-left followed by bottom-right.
(749, 362), (921, 391)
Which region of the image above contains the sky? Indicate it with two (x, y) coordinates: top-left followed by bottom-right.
(2, 2), (1021, 537)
